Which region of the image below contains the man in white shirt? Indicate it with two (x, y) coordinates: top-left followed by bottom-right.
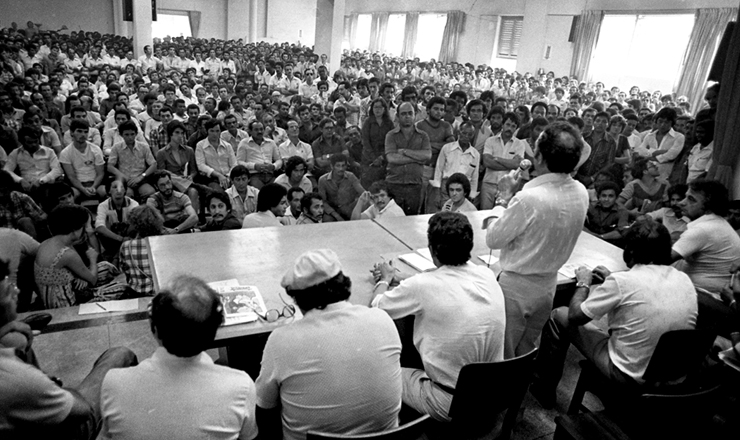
(279, 120), (314, 168)
(59, 119), (106, 201)
(672, 179), (740, 298)
(481, 112), (528, 210)
(4, 126), (62, 198)
(372, 212), (506, 421)
(432, 121), (480, 207)
(99, 275), (258, 440)
(634, 107), (685, 180)
(687, 120), (713, 183)
(530, 219), (698, 409)
(237, 121), (282, 189)
(242, 183), (288, 228)
(486, 122), (589, 358)
(137, 45), (160, 75)
(221, 114), (249, 154)
(195, 119), (237, 191)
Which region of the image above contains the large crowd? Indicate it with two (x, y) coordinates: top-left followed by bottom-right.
(1, 20), (739, 440)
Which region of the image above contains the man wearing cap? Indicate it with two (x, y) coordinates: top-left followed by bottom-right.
(255, 249), (402, 440)
(371, 212), (506, 421)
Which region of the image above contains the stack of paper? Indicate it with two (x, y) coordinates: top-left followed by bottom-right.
(399, 250), (436, 272)
(558, 263), (593, 279)
(79, 299), (140, 315)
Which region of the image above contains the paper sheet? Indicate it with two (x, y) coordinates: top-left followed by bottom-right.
(478, 254), (500, 266)
(207, 279), (240, 289)
(415, 248), (433, 261)
(558, 263), (593, 279)
(399, 252), (436, 272)
(79, 299), (140, 315)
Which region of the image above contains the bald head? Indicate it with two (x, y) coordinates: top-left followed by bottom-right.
(150, 276), (223, 357)
(397, 102), (415, 127)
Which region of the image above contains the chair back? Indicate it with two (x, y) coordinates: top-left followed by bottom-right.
(448, 348), (538, 439)
(642, 329), (713, 385)
(306, 415), (431, 440)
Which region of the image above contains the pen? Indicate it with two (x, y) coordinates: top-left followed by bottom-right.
(96, 303), (108, 311)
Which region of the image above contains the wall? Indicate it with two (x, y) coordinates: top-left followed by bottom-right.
(158, 0), (227, 39)
(1, 0), (115, 33)
(266, 0), (317, 45)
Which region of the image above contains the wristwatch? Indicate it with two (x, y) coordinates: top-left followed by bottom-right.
(173, 227), (180, 233)
(575, 281), (590, 289)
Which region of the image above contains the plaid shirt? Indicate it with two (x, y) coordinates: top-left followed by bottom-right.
(148, 125), (170, 153)
(119, 237), (153, 296)
(0, 191), (47, 228)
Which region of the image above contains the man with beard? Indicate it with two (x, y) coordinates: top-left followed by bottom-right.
(481, 112), (527, 210)
(146, 171), (198, 234)
(417, 97), (454, 213)
(646, 184), (689, 243)
(201, 191), (242, 231)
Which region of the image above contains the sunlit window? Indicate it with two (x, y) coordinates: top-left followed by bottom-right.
(414, 13), (447, 62)
(354, 14), (372, 51)
(385, 14), (406, 57)
(151, 13), (192, 39)
(589, 14), (695, 93)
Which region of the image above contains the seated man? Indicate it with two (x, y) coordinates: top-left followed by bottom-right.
(99, 275), (257, 439)
(146, 171), (198, 234)
(0, 170), (47, 239)
(4, 126), (62, 202)
(672, 179), (740, 299)
(646, 183), (689, 243)
(107, 121), (157, 201)
(102, 110), (146, 156)
(0, 227), (39, 312)
(353, 180), (405, 220)
(530, 219), (698, 408)
(95, 179), (139, 262)
(371, 212), (506, 421)
(63, 106), (102, 148)
(242, 183), (288, 229)
(0, 257), (137, 439)
(236, 121), (282, 189)
(296, 193), (325, 225)
(59, 119), (106, 202)
(226, 166), (260, 224)
(195, 119), (237, 192)
(318, 154), (365, 222)
(585, 181), (629, 246)
(256, 249), (401, 439)
(281, 187), (305, 226)
(441, 173), (477, 213)
(432, 122), (480, 210)
(311, 118), (348, 178)
(201, 191), (242, 231)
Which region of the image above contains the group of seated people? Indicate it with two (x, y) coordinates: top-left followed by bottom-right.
(1, 21), (739, 440)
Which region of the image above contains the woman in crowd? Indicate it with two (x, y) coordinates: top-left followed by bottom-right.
(119, 205), (161, 297)
(618, 157), (667, 215)
(35, 205), (99, 308)
(360, 97), (394, 189)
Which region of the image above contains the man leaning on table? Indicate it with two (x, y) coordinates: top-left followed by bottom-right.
(255, 249), (402, 440)
(99, 275), (258, 439)
(371, 212), (506, 421)
(486, 121), (589, 359)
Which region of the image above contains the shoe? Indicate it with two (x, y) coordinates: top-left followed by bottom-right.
(529, 381), (556, 409)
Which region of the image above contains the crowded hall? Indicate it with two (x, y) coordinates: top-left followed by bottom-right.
(3, 0), (740, 438)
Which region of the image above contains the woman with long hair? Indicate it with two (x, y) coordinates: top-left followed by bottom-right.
(360, 97), (394, 188)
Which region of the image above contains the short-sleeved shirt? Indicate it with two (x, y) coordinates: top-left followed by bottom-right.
(100, 347), (257, 440)
(384, 126), (431, 185)
(0, 191), (47, 229)
(226, 185), (260, 223)
(279, 139), (314, 162)
(482, 135), (528, 184)
(586, 203), (629, 235)
(0, 228), (39, 283)
(580, 265), (698, 383)
(255, 302), (402, 440)
(361, 198), (406, 219)
(672, 213), (740, 297)
(146, 191), (192, 223)
(95, 197), (139, 230)
(318, 171), (364, 219)
(415, 119), (454, 165)
(647, 208), (688, 243)
(372, 263), (506, 388)
(58, 143), (105, 182)
(108, 141), (156, 180)
(242, 210), (282, 229)
(0, 346), (75, 432)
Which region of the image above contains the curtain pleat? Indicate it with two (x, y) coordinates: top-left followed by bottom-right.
(438, 11), (465, 63)
(188, 11), (201, 39)
(570, 10), (603, 81)
(402, 12), (419, 59)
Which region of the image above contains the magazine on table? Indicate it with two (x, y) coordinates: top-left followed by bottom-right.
(210, 284), (268, 325)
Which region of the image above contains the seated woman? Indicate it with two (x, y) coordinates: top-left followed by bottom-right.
(34, 205), (99, 308)
(441, 173), (477, 213)
(201, 191), (242, 231)
(274, 156), (314, 194)
(119, 205), (162, 297)
(618, 157), (667, 216)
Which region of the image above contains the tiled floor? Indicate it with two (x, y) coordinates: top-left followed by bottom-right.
(32, 317), (604, 440)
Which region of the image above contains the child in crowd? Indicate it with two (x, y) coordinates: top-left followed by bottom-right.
(585, 181), (629, 246)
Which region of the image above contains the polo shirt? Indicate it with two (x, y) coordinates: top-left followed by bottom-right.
(95, 197), (139, 229)
(242, 210), (282, 229)
(673, 213), (740, 297)
(416, 119), (454, 165)
(279, 139), (314, 162)
(647, 208), (689, 242)
(146, 191), (192, 223)
(58, 142), (105, 183)
(318, 171), (364, 219)
(108, 141), (156, 180)
(256, 302), (401, 440)
(482, 135), (528, 185)
(100, 347), (257, 440)
(384, 126), (431, 185)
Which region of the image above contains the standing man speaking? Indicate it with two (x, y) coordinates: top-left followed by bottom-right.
(486, 122), (589, 358)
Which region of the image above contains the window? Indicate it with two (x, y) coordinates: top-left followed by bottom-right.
(589, 14), (695, 93)
(414, 13), (447, 61)
(151, 13), (192, 39)
(497, 16), (523, 58)
(354, 14), (372, 51)
(385, 14), (406, 57)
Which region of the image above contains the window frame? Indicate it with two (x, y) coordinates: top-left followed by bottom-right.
(497, 16), (524, 59)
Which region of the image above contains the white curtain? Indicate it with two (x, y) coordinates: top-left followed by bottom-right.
(369, 13), (389, 53)
(438, 11), (465, 64)
(570, 10), (604, 81)
(402, 12), (419, 59)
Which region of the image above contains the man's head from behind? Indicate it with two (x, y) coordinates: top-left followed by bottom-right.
(150, 276), (224, 357)
(622, 218), (672, 267)
(534, 121), (582, 174)
(427, 212), (473, 267)
(281, 249), (351, 312)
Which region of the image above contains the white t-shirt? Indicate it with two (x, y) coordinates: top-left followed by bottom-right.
(361, 198), (406, 219)
(58, 143), (105, 183)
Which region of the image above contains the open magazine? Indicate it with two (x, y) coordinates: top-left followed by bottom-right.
(210, 284), (268, 326)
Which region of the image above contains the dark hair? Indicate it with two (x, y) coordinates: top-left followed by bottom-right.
(594, 111), (610, 123)
(487, 105), (505, 120)
(285, 156), (307, 176)
(318, 117), (334, 129)
(426, 96), (446, 111)
(287, 187), (305, 201)
(502, 111), (520, 128)
(595, 180), (621, 197)
(427, 212), (473, 266)
(286, 272), (352, 311)
(667, 184), (688, 200)
(368, 180), (392, 198)
(466, 99), (486, 116)
(152, 170), (171, 185)
(70, 119), (90, 132)
(531, 102), (548, 116)
(301, 192), (323, 212)
(630, 157), (649, 180)
(48, 205), (90, 236)
(204, 118), (222, 131)
(446, 173), (471, 197)
(17, 126), (41, 142)
(622, 218), (672, 266)
(118, 120), (138, 135)
(150, 276), (223, 357)
(256, 183), (287, 212)
(207, 190), (232, 211)
(129, 204), (163, 238)
(535, 122), (582, 173)
(229, 164), (250, 180)
(329, 153), (347, 166)
(689, 179), (729, 216)
(166, 120), (186, 137)
(655, 107), (678, 125)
